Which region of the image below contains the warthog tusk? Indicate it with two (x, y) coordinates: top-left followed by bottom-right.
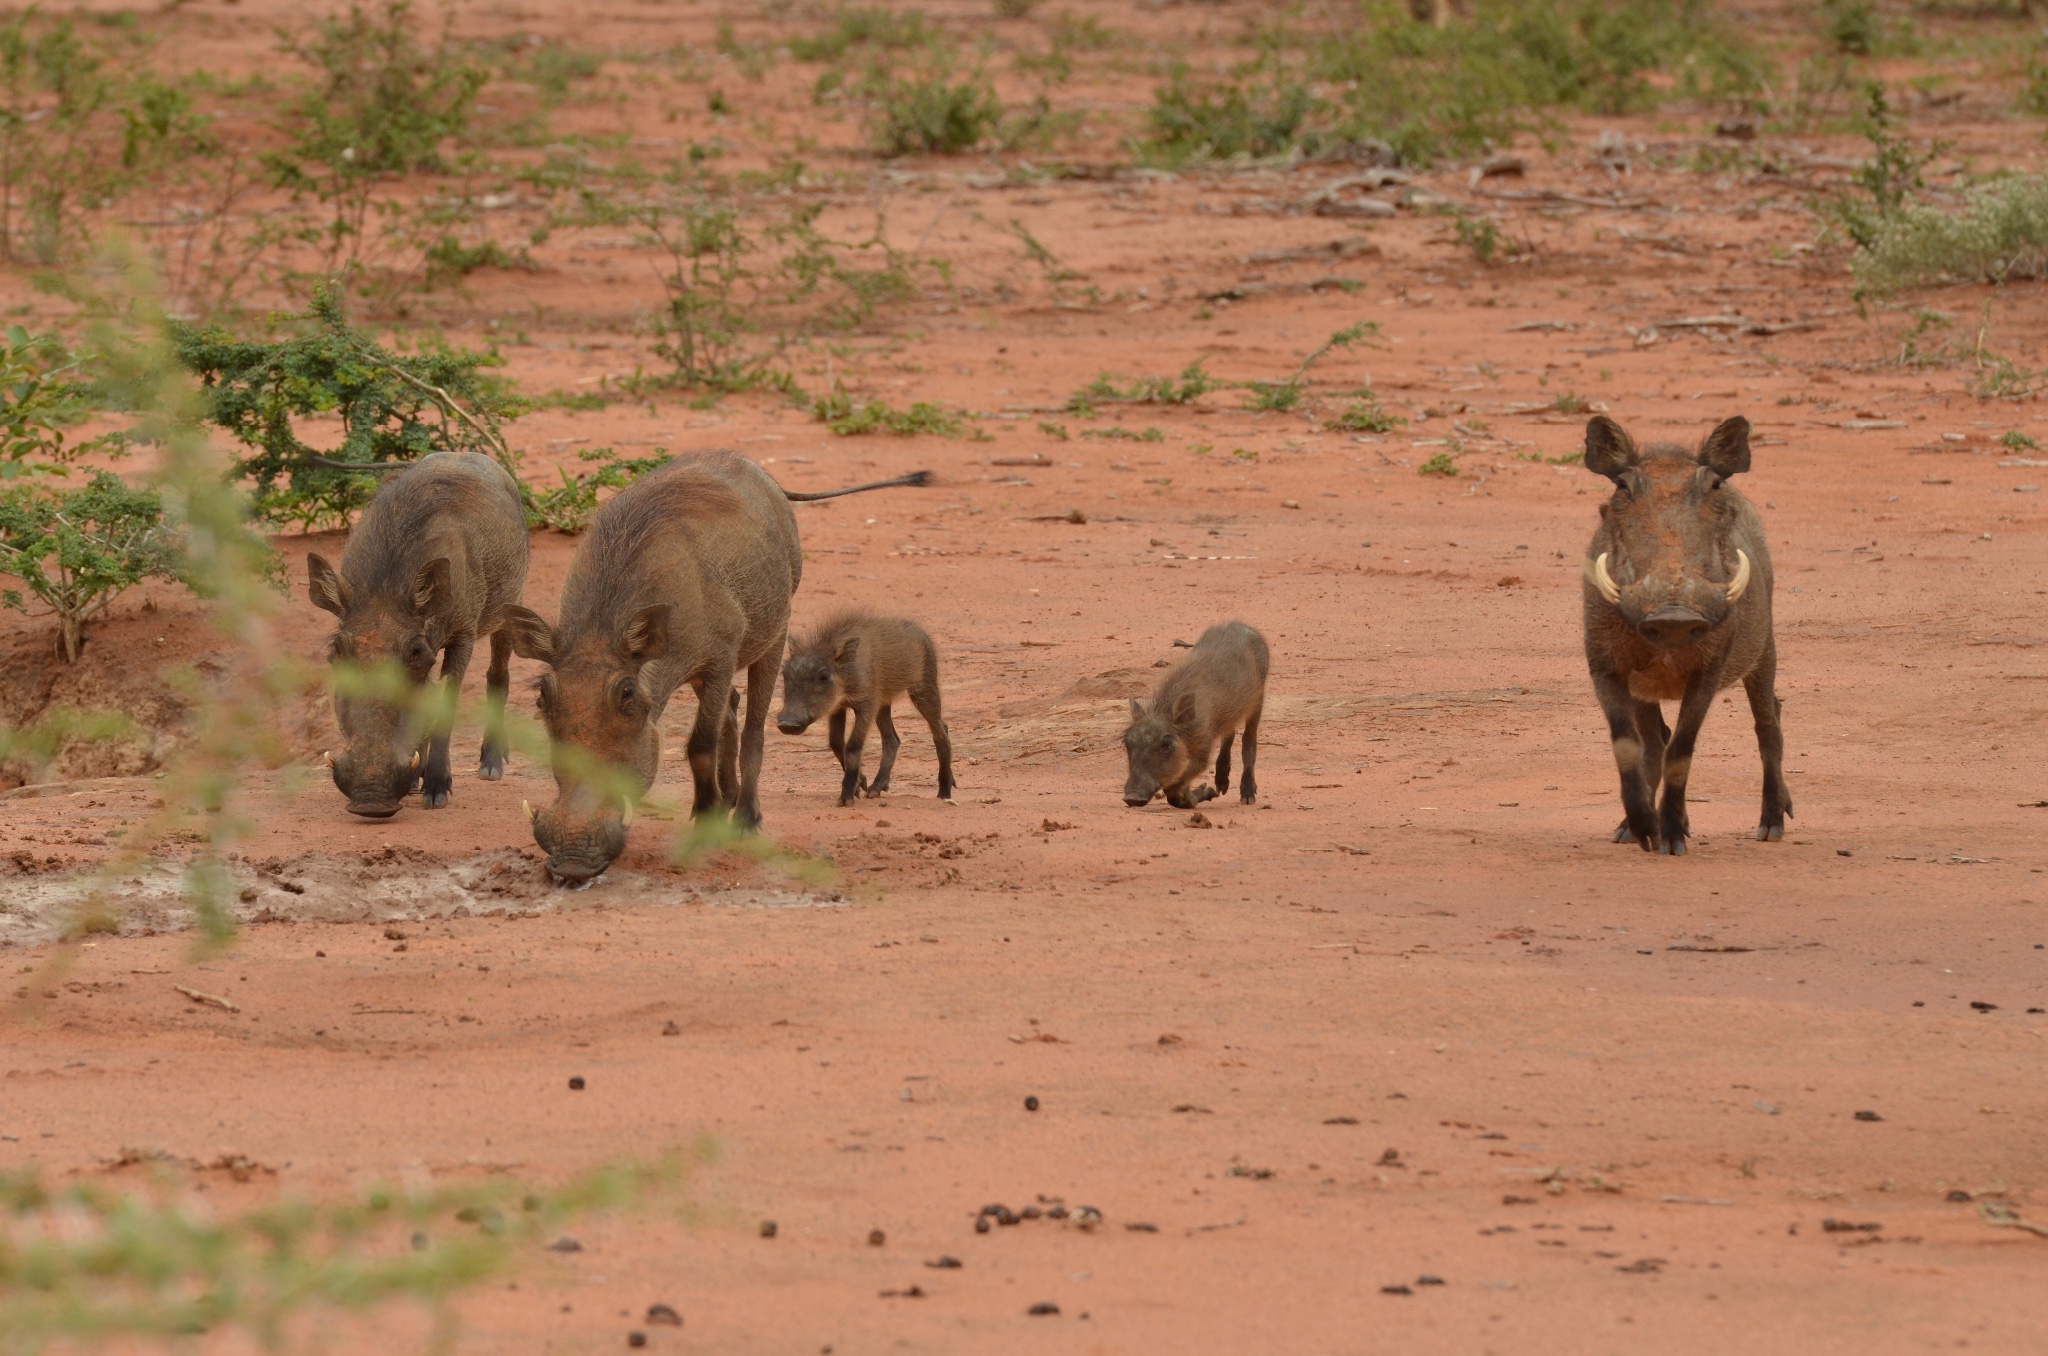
(619, 803), (634, 829)
(522, 799), (536, 824)
(410, 751), (421, 770)
(319, 750), (333, 768)
(1725, 548), (1752, 603)
(1587, 552), (1621, 605)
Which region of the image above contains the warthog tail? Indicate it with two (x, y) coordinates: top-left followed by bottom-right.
(780, 470), (932, 502)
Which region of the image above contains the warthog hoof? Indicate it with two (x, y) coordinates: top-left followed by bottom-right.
(478, 754), (505, 781)
(423, 789), (450, 809)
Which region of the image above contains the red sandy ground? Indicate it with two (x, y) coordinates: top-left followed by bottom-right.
(3, 2), (2048, 1352)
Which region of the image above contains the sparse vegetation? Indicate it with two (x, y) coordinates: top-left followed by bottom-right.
(0, 471), (181, 663)
(1330, 396), (1405, 433)
(812, 384), (967, 436)
(526, 446), (671, 533)
(1852, 174), (2048, 295)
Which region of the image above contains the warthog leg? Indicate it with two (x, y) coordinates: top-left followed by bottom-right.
(839, 704), (874, 808)
(1612, 699), (1671, 844)
(1654, 678), (1718, 856)
(734, 654), (775, 829)
(907, 683), (953, 801)
(866, 706), (901, 796)
(716, 687), (740, 809)
(1238, 699), (1262, 805)
(480, 629), (512, 781)
(1745, 636), (1791, 841)
(1214, 730), (1234, 798)
(1593, 669), (1658, 849)
(686, 664), (735, 819)
(423, 632), (474, 808)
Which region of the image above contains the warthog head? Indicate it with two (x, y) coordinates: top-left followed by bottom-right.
(1121, 696), (1193, 807)
(502, 601), (667, 881)
(774, 635), (855, 734)
(309, 552), (451, 818)
(1582, 414), (1755, 648)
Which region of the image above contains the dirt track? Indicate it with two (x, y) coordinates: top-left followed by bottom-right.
(4, 1), (2048, 1350)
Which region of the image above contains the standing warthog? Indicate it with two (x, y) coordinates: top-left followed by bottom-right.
(502, 454), (929, 881)
(306, 450), (529, 818)
(774, 611), (955, 805)
(1122, 621), (1268, 809)
(1580, 414), (1790, 855)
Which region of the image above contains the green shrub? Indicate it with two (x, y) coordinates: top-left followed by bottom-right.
(1418, 451), (1460, 476)
(173, 285), (524, 529)
(1824, 85), (1938, 253)
(1066, 361), (1214, 414)
(788, 7), (935, 63)
(1143, 63), (1314, 163)
(526, 447), (671, 533)
(1852, 176), (2048, 294)
(865, 53), (1003, 155)
(0, 471), (181, 663)
(0, 326), (120, 480)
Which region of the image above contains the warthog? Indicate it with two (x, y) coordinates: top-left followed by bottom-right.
(1580, 414), (1790, 855)
(306, 450), (529, 818)
(503, 454), (929, 881)
(774, 612), (955, 805)
(1122, 621), (1268, 809)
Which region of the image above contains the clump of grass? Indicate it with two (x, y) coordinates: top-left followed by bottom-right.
(1453, 210), (1519, 263)
(865, 52), (1003, 156)
(1078, 425), (1165, 442)
(1142, 61), (1314, 164)
(1418, 450), (1461, 476)
(1066, 360), (1214, 414)
(812, 384), (966, 436)
(1329, 396), (1404, 433)
(1241, 322), (1380, 413)
(1852, 175), (2048, 295)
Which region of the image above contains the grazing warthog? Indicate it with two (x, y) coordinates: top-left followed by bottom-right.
(503, 454), (929, 881)
(1122, 621), (1268, 809)
(775, 612), (955, 806)
(1580, 414), (1790, 855)
(307, 450), (528, 818)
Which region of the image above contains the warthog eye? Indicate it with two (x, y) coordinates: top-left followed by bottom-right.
(613, 678), (638, 716)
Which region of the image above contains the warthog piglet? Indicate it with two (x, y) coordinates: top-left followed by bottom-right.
(1122, 621), (1268, 809)
(776, 612), (955, 805)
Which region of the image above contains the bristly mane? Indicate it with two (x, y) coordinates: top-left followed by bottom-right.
(347, 454), (496, 596)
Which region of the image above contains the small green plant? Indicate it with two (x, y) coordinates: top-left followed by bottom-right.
(1418, 451), (1460, 476)
(1078, 425), (1164, 442)
(1554, 392), (1590, 414)
(173, 285), (523, 529)
(525, 447), (672, 533)
(1330, 396), (1404, 433)
(788, 7), (933, 64)
(1823, 0), (1879, 55)
(812, 383), (965, 436)
(0, 471), (182, 663)
(864, 51), (1003, 156)
(2002, 429), (2039, 451)
(1453, 211), (1514, 263)
(1240, 322), (1380, 412)
(422, 234), (535, 287)
(1826, 84), (1939, 255)
(1067, 360), (1213, 413)
(1896, 308), (1954, 367)
(1037, 420), (1069, 440)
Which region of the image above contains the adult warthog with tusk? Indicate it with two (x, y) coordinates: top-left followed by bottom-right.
(1579, 414), (1790, 855)
(503, 453), (930, 882)
(307, 450), (529, 819)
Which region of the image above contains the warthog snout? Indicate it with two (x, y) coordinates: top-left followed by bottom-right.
(333, 745), (418, 819)
(1637, 605), (1709, 647)
(776, 716), (812, 735)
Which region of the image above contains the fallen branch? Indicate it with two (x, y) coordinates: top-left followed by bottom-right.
(175, 985), (240, 1013)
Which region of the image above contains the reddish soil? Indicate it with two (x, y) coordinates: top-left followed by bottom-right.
(4, 2), (2048, 1352)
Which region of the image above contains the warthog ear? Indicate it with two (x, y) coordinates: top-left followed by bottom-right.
(501, 606), (557, 663)
(619, 604), (671, 664)
(1128, 697), (1145, 722)
(411, 557), (453, 616)
(307, 552), (350, 617)
(1582, 416), (1639, 480)
(834, 633), (862, 665)
(1698, 416), (1752, 478)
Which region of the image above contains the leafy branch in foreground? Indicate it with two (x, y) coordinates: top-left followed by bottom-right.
(0, 325), (123, 481)
(173, 284), (523, 530)
(0, 1152), (695, 1353)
